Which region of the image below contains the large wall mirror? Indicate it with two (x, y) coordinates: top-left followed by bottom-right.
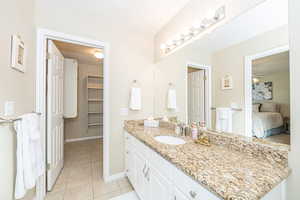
(154, 0), (290, 145)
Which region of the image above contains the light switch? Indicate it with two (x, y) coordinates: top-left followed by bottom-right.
(4, 101), (15, 116)
(120, 108), (129, 116)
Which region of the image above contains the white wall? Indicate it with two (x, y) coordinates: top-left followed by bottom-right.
(0, 0), (36, 199)
(153, 43), (211, 121)
(258, 70), (290, 118)
(35, 0), (155, 175)
(64, 62), (103, 140)
(0, 2), (36, 115)
(287, 0), (300, 199)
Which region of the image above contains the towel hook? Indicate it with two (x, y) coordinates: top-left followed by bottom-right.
(132, 79), (139, 87)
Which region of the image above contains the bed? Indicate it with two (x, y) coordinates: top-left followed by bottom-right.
(252, 111), (285, 138)
(252, 102), (287, 138)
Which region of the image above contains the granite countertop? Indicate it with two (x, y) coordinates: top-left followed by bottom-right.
(124, 120), (290, 200)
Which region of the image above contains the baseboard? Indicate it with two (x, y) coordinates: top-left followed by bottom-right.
(65, 135), (103, 143)
(104, 172), (125, 182)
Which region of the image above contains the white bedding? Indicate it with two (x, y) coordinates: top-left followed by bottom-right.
(252, 112), (283, 138)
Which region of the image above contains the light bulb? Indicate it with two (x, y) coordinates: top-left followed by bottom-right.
(206, 9), (215, 19)
(173, 35), (182, 42)
(160, 44), (167, 50)
(94, 52), (104, 59)
(201, 18), (213, 28)
(182, 28), (191, 36)
(253, 78), (260, 83)
(214, 6), (226, 20)
(192, 22), (202, 29)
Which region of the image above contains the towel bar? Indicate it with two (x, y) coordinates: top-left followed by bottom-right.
(211, 107), (242, 111)
(0, 112), (42, 125)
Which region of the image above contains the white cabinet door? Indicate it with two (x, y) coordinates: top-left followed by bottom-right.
(173, 187), (190, 200)
(135, 152), (148, 200)
(148, 165), (172, 200)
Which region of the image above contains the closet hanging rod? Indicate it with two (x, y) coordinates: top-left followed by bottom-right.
(0, 111), (42, 124)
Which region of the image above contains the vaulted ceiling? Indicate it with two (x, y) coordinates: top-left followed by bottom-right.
(253, 51), (289, 75)
(53, 40), (103, 65)
(36, 0), (191, 35)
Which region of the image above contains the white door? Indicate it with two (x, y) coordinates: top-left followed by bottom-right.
(148, 165), (172, 200)
(47, 40), (64, 191)
(173, 187), (189, 200)
(188, 70), (205, 124)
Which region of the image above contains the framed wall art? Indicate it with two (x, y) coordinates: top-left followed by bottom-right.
(11, 35), (26, 73)
(252, 81), (273, 101)
(221, 75), (233, 90)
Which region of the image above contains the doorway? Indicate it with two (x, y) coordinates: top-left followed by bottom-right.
(186, 63), (211, 128)
(46, 39), (105, 192)
(36, 29), (110, 200)
(244, 45), (290, 143)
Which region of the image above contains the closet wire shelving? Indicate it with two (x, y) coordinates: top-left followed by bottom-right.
(87, 75), (104, 132)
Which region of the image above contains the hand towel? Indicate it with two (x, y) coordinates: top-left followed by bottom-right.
(130, 87), (141, 110)
(14, 113), (44, 199)
(167, 88), (177, 109)
(216, 107), (232, 132)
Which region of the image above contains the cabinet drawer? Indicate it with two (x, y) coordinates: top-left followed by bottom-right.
(133, 137), (152, 161)
(171, 166), (220, 200)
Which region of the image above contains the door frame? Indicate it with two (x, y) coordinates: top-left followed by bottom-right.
(185, 62), (212, 128)
(244, 45), (289, 137)
(36, 28), (111, 200)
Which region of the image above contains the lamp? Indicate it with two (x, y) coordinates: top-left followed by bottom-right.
(253, 78), (260, 83)
(94, 51), (104, 59)
(161, 5), (226, 54)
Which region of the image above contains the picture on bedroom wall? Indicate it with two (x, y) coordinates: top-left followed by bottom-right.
(252, 81), (273, 101)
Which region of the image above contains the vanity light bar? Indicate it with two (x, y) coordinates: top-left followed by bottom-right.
(160, 6), (226, 54)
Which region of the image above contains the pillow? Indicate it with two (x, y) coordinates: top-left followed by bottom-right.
(260, 103), (278, 112)
(252, 104), (261, 112)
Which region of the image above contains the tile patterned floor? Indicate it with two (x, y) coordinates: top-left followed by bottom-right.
(110, 192), (139, 200)
(45, 139), (133, 200)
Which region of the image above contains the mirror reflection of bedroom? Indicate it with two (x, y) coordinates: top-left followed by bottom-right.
(252, 51), (290, 145)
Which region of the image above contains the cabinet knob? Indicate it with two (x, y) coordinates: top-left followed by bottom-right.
(189, 191), (197, 198)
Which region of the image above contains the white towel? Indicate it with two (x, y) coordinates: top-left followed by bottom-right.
(130, 87), (141, 110)
(14, 113), (44, 199)
(167, 89), (177, 109)
(216, 107), (232, 132)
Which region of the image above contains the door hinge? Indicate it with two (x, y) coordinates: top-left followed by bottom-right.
(47, 163), (51, 170)
(46, 53), (52, 60)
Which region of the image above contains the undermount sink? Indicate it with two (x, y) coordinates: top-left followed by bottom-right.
(154, 136), (186, 145)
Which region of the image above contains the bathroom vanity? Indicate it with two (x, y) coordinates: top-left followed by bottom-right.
(124, 120), (289, 200)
